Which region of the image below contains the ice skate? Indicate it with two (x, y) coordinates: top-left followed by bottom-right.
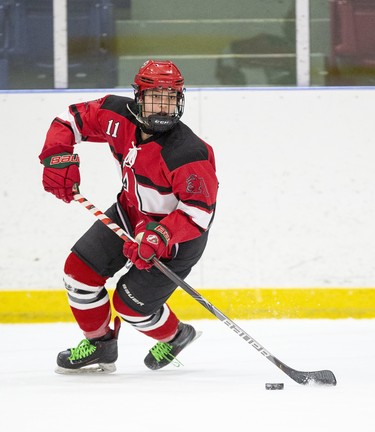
(144, 322), (201, 370)
(55, 317), (121, 374)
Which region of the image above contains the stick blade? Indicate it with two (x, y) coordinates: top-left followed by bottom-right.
(289, 369), (337, 386)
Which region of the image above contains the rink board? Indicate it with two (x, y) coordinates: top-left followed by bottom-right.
(1, 288), (375, 323)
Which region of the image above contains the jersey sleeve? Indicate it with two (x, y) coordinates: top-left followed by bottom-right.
(39, 96), (108, 161)
(159, 151), (218, 245)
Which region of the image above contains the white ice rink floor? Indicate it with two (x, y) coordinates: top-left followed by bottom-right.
(1, 319), (374, 431)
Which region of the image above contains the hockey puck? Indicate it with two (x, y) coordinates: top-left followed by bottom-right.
(265, 383), (284, 390)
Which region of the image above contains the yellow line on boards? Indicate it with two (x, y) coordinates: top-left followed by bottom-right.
(1, 288), (375, 323)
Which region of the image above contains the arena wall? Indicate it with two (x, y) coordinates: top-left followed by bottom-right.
(1, 87), (375, 321)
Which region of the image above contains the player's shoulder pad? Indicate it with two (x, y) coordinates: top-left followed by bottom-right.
(158, 122), (209, 172)
(100, 95), (134, 119)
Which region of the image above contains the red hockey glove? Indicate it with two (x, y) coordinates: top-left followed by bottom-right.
(123, 223), (171, 270)
(42, 153), (80, 203)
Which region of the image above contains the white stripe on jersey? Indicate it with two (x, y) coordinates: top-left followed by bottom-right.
(136, 183), (212, 230)
(137, 183), (178, 215)
(57, 109), (82, 143)
(176, 200), (213, 230)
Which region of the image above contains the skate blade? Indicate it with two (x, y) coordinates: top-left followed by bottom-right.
(193, 330), (203, 342)
(55, 362), (116, 375)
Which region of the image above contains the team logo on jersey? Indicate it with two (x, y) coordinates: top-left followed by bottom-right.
(186, 174), (209, 197)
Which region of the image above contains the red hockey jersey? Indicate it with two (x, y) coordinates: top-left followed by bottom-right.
(39, 95), (218, 245)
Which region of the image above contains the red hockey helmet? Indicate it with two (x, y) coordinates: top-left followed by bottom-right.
(130, 60), (185, 134)
(134, 60), (184, 93)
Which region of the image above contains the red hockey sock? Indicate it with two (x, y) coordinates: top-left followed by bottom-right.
(113, 290), (179, 341)
(64, 252), (111, 338)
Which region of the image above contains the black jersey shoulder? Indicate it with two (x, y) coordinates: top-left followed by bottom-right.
(156, 122), (209, 172)
(100, 95), (137, 123)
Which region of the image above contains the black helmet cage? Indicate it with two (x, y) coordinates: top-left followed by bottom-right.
(132, 85), (185, 133)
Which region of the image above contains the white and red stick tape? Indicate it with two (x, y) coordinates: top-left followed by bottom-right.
(73, 191), (132, 243)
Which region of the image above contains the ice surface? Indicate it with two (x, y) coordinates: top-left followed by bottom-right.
(1, 319), (374, 431)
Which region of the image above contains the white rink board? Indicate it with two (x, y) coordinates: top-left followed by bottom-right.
(1, 87), (375, 289)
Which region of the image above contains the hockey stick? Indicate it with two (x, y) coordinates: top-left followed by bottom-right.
(73, 190), (337, 386)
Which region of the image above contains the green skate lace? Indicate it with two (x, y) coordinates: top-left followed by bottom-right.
(68, 339), (96, 361)
(150, 342), (183, 367)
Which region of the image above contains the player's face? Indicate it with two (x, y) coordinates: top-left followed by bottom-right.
(142, 88), (178, 117)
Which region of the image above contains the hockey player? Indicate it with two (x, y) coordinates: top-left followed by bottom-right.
(39, 60), (218, 373)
